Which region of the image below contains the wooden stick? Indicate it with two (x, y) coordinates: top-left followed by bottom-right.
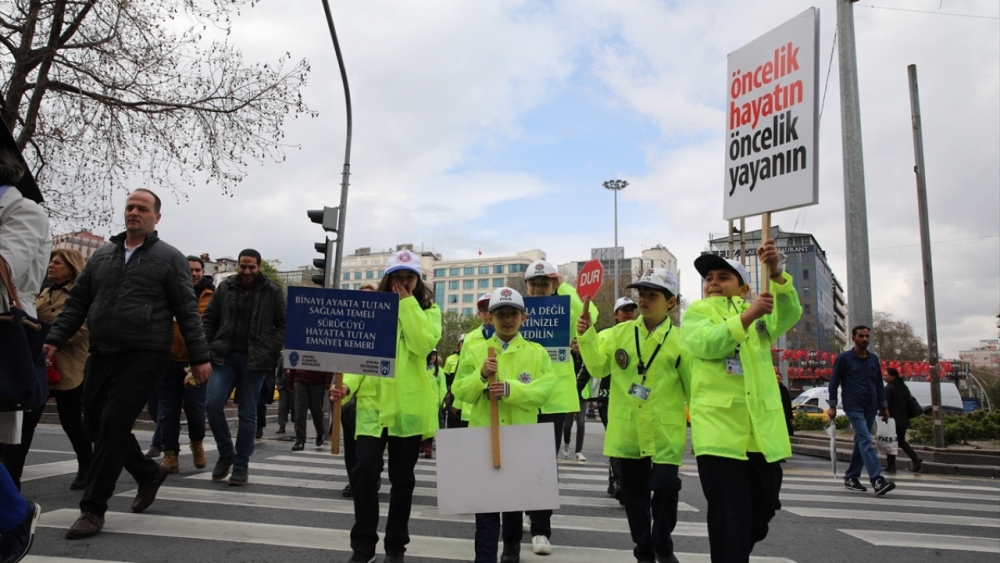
(487, 347), (501, 468)
(760, 212), (772, 291)
(330, 372), (343, 455)
(582, 295), (590, 320)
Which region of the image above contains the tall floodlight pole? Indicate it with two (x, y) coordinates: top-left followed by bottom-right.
(603, 180), (628, 300)
(837, 0), (874, 331)
(907, 64), (944, 448)
(321, 0), (353, 288)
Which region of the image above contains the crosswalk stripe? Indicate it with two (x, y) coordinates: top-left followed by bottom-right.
(839, 529), (1000, 553)
(780, 492), (997, 513)
(182, 473), (700, 512)
(780, 475), (1000, 493)
(25, 557), (133, 563)
(21, 460), (77, 482)
(783, 507), (999, 528)
(118, 486), (706, 536)
(780, 482), (998, 502)
(40, 509), (788, 563)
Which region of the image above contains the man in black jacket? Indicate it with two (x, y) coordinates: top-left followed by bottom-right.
(44, 189), (212, 539)
(203, 249), (285, 486)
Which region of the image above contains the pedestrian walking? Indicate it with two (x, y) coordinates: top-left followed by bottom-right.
(452, 294), (494, 427)
(578, 269), (688, 563)
(453, 287), (555, 563)
(561, 339), (590, 462)
(883, 368), (924, 473)
(597, 297), (637, 502)
(329, 249), (442, 563)
(288, 369), (333, 451)
(157, 255), (215, 473)
(0, 134), (48, 560)
(777, 371), (794, 437)
(2, 249), (93, 490)
(684, 241), (801, 563)
(203, 249), (286, 486)
(275, 359), (293, 434)
(828, 325), (896, 496)
(44, 189), (213, 539)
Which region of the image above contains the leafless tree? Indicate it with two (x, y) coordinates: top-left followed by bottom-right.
(1, 0), (314, 225)
(872, 310), (929, 362)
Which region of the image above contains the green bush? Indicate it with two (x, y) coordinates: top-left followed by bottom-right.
(793, 412), (826, 432)
(908, 410), (1000, 445)
(834, 415), (850, 431)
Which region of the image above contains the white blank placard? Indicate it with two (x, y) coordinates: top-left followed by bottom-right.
(435, 424), (560, 515)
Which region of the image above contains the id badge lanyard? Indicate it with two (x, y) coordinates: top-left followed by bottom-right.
(633, 325), (670, 388)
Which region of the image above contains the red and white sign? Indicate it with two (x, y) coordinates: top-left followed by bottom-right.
(724, 7), (819, 220)
(576, 260), (604, 301)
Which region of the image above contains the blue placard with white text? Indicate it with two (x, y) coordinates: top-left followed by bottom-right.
(284, 287), (398, 377)
(521, 295), (571, 363)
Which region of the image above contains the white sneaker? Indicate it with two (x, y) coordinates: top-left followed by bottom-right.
(532, 535), (552, 555)
(575, 451), (587, 462)
(560, 445), (570, 459)
(522, 513), (530, 533)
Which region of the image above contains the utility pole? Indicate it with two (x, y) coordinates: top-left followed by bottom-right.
(321, 0), (353, 289)
(907, 64), (944, 448)
(837, 0), (874, 331)
(603, 179), (628, 300)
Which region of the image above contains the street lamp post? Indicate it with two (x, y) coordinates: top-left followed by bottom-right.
(603, 179), (628, 301)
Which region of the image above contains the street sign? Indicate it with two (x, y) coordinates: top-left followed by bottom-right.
(724, 7), (819, 220)
(521, 295), (571, 363)
(576, 259), (604, 301)
(284, 287), (398, 376)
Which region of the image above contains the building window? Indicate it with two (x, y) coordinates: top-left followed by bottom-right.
(354, 271), (362, 280)
(343, 272), (350, 281)
(449, 267), (460, 276)
(448, 307), (458, 314)
(463, 280), (474, 289)
(462, 294), (474, 303)
(353, 283), (360, 290)
(434, 268), (446, 277)
(493, 278), (504, 287)
(478, 279), (489, 289)
(509, 264), (526, 273)
(803, 286), (810, 294)
(449, 280), (459, 290)
(478, 265), (489, 275)
(803, 303), (811, 314)
(463, 266), (475, 276)
(365, 270), (374, 279)
(377, 270), (384, 278)
(462, 307), (473, 316)
(494, 265), (504, 274)
(448, 295), (458, 304)
(802, 269), (810, 280)
(434, 282), (445, 307)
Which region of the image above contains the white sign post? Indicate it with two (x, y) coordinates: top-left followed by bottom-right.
(724, 7), (820, 222)
(435, 425), (560, 516)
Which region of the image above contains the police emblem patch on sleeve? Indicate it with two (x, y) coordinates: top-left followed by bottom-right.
(615, 349), (629, 369)
(756, 319), (769, 336)
(518, 372), (532, 384)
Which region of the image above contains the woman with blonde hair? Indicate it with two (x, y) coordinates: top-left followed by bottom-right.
(2, 248), (93, 490)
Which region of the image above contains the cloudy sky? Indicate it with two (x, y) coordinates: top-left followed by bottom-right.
(96, 0), (998, 357)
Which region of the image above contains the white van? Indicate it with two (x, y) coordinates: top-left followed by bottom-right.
(792, 382), (964, 416)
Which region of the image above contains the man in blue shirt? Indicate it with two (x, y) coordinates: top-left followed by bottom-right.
(827, 325), (895, 496)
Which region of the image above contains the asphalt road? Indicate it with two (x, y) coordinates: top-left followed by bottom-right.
(20, 418), (1000, 563)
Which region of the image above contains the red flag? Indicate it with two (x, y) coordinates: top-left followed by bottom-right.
(478, 249), (482, 256)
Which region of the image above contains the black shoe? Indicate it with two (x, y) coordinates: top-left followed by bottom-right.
(655, 553), (680, 563)
(383, 551), (404, 563)
(912, 459), (923, 472)
(64, 512), (103, 540)
(132, 464), (169, 513)
(145, 446), (162, 458)
(873, 477), (896, 496)
(70, 466), (89, 490)
(345, 552), (375, 563)
(607, 482), (616, 496)
(315, 435), (323, 448)
(256, 427), (264, 440)
(885, 465), (897, 474)
(0, 501), (40, 561)
(291, 441), (305, 451)
(341, 483), (354, 498)
(500, 541), (520, 563)
(844, 478), (867, 492)
(229, 467), (249, 486)
(614, 484), (624, 505)
(212, 456), (234, 481)
(276, 426), (286, 434)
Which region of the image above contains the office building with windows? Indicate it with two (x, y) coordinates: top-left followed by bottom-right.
(52, 230), (109, 261)
(338, 244), (442, 290)
(558, 245), (680, 291)
(702, 226), (847, 353)
(432, 249), (546, 315)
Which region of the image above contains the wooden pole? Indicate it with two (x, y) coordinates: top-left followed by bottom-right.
(330, 372), (343, 454)
(739, 217), (746, 266)
(487, 348), (501, 468)
(761, 212), (772, 292)
(582, 296), (590, 320)
(728, 220), (734, 258)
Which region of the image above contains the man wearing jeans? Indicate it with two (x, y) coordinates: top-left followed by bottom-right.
(827, 325), (895, 496)
(203, 249), (286, 486)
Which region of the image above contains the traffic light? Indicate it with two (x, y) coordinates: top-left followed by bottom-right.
(308, 207), (340, 288)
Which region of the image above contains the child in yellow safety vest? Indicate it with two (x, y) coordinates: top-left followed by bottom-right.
(683, 239), (802, 563)
(453, 287), (555, 563)
(577, 268), (690, 563)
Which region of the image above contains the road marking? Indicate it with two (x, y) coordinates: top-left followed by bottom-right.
(21, 460), (77, 482)
(781, 475), (1000, 493)
(119, 486), (704, 536)
(781, 482), (999, 502)
(840, 530), (1000, 553)
(25, 557), (134, 563)
(183, 473), (699, 511)
(40, 509), (787, 562)
(781, 492), (997, 513)
(269, 454), (613, 480)
(784, 507), (999, 528)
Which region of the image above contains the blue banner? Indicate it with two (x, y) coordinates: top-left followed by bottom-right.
(284, 287), (398, 377)
(521, 295), (571, 363)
